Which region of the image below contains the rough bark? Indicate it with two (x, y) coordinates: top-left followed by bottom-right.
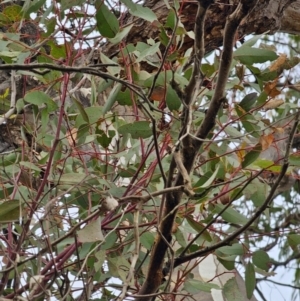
(107, 0), (299, 61)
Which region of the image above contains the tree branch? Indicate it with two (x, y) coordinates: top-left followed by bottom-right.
(135, 1), (213, 299)
(174, 110), (300, 267)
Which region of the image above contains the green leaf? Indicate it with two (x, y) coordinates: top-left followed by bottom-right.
(118, 121), (152, 139)
(239, 92), (258, 112)
(72, 97), (89, 123)
(165, 9), (176, 29)
(289, 154), (300, 166)
(218, 243), (245, 256)
(218, 257), (235, 270)
(253, 250), (270, 271)
(94, 250), (106, 273)
(103, 83), (122, 114)
(140, 232), (155, 250)
(213, 204), (248, 225)
(100, 53), (120, 75)
(107, 256), (131, 281)
(166, 85), (181, 111)
(223, 278), (245, 301)
(242, 33), (268, 47)
(116, 89), (133, 106)
(135, 42), (160, 63)
(186, 216), (212, 242)
(287, 234), (300, 251)
(0, 152), (19, 167)
(244, 178), (270, 207)
(120, 0), (157, 22)
(54, 173), (88, 185)
(199, 165), (219, 188)
(245, 262), (256, 299)
(109, 24), (134, 44)
(234, 47), (278, 65)
(75, 106), (102, 127)
(0, 199), (23, 223)
(24, 91), (58, 112)
(96, 129), (113, 149)
(22, 0), (46, 18)
(19, 161), (41, 172)
(61, 0), (85, 10)
(242, 144), (262, 168)
(96, 3), (119, 38)
(3, 5), (22, 22)
(183, 279), (219, 294)
(77, 217), (104, 243)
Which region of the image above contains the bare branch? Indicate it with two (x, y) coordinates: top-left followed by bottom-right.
(195, 0), (258, 145)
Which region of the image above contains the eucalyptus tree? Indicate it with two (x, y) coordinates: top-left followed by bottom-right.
(1, 1), (300, 301)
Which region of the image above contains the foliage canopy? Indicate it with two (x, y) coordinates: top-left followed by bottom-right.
(1, 1), (300, 301)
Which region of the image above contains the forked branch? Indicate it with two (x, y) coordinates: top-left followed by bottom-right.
(135, 0), (258, 299)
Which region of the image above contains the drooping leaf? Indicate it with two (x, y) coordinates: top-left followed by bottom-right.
(223, 278), (245, 301)
(22, 0), (46, 18)
(166, 85), (181, 111)
(75, 106), (102, 127)
(140, 232), (155, 250)
(107, 256), (131, 281)
(116, 89), (133, 106)
(96, 129), (113, 149)
(72, 97), (89, 123)
(287, 234), (300, 251)
(253, 250), (270, 271)
(245, 262), (256, 299)
(94, 250), (106, 273)
(103, 83), (122, 114)
(96, 3), (119, 38)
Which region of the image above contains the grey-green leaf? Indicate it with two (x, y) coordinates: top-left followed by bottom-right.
(96, 3), (119, 38)
(245, 262), (256, 299)
(120, 0), (157, 22)
(118, 121), (152, 139)
(234, 47), (278, 65)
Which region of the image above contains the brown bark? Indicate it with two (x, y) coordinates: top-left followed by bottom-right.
(107, 0), (299, 62)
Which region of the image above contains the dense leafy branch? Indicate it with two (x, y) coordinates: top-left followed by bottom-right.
(1, 0), (300, 300)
